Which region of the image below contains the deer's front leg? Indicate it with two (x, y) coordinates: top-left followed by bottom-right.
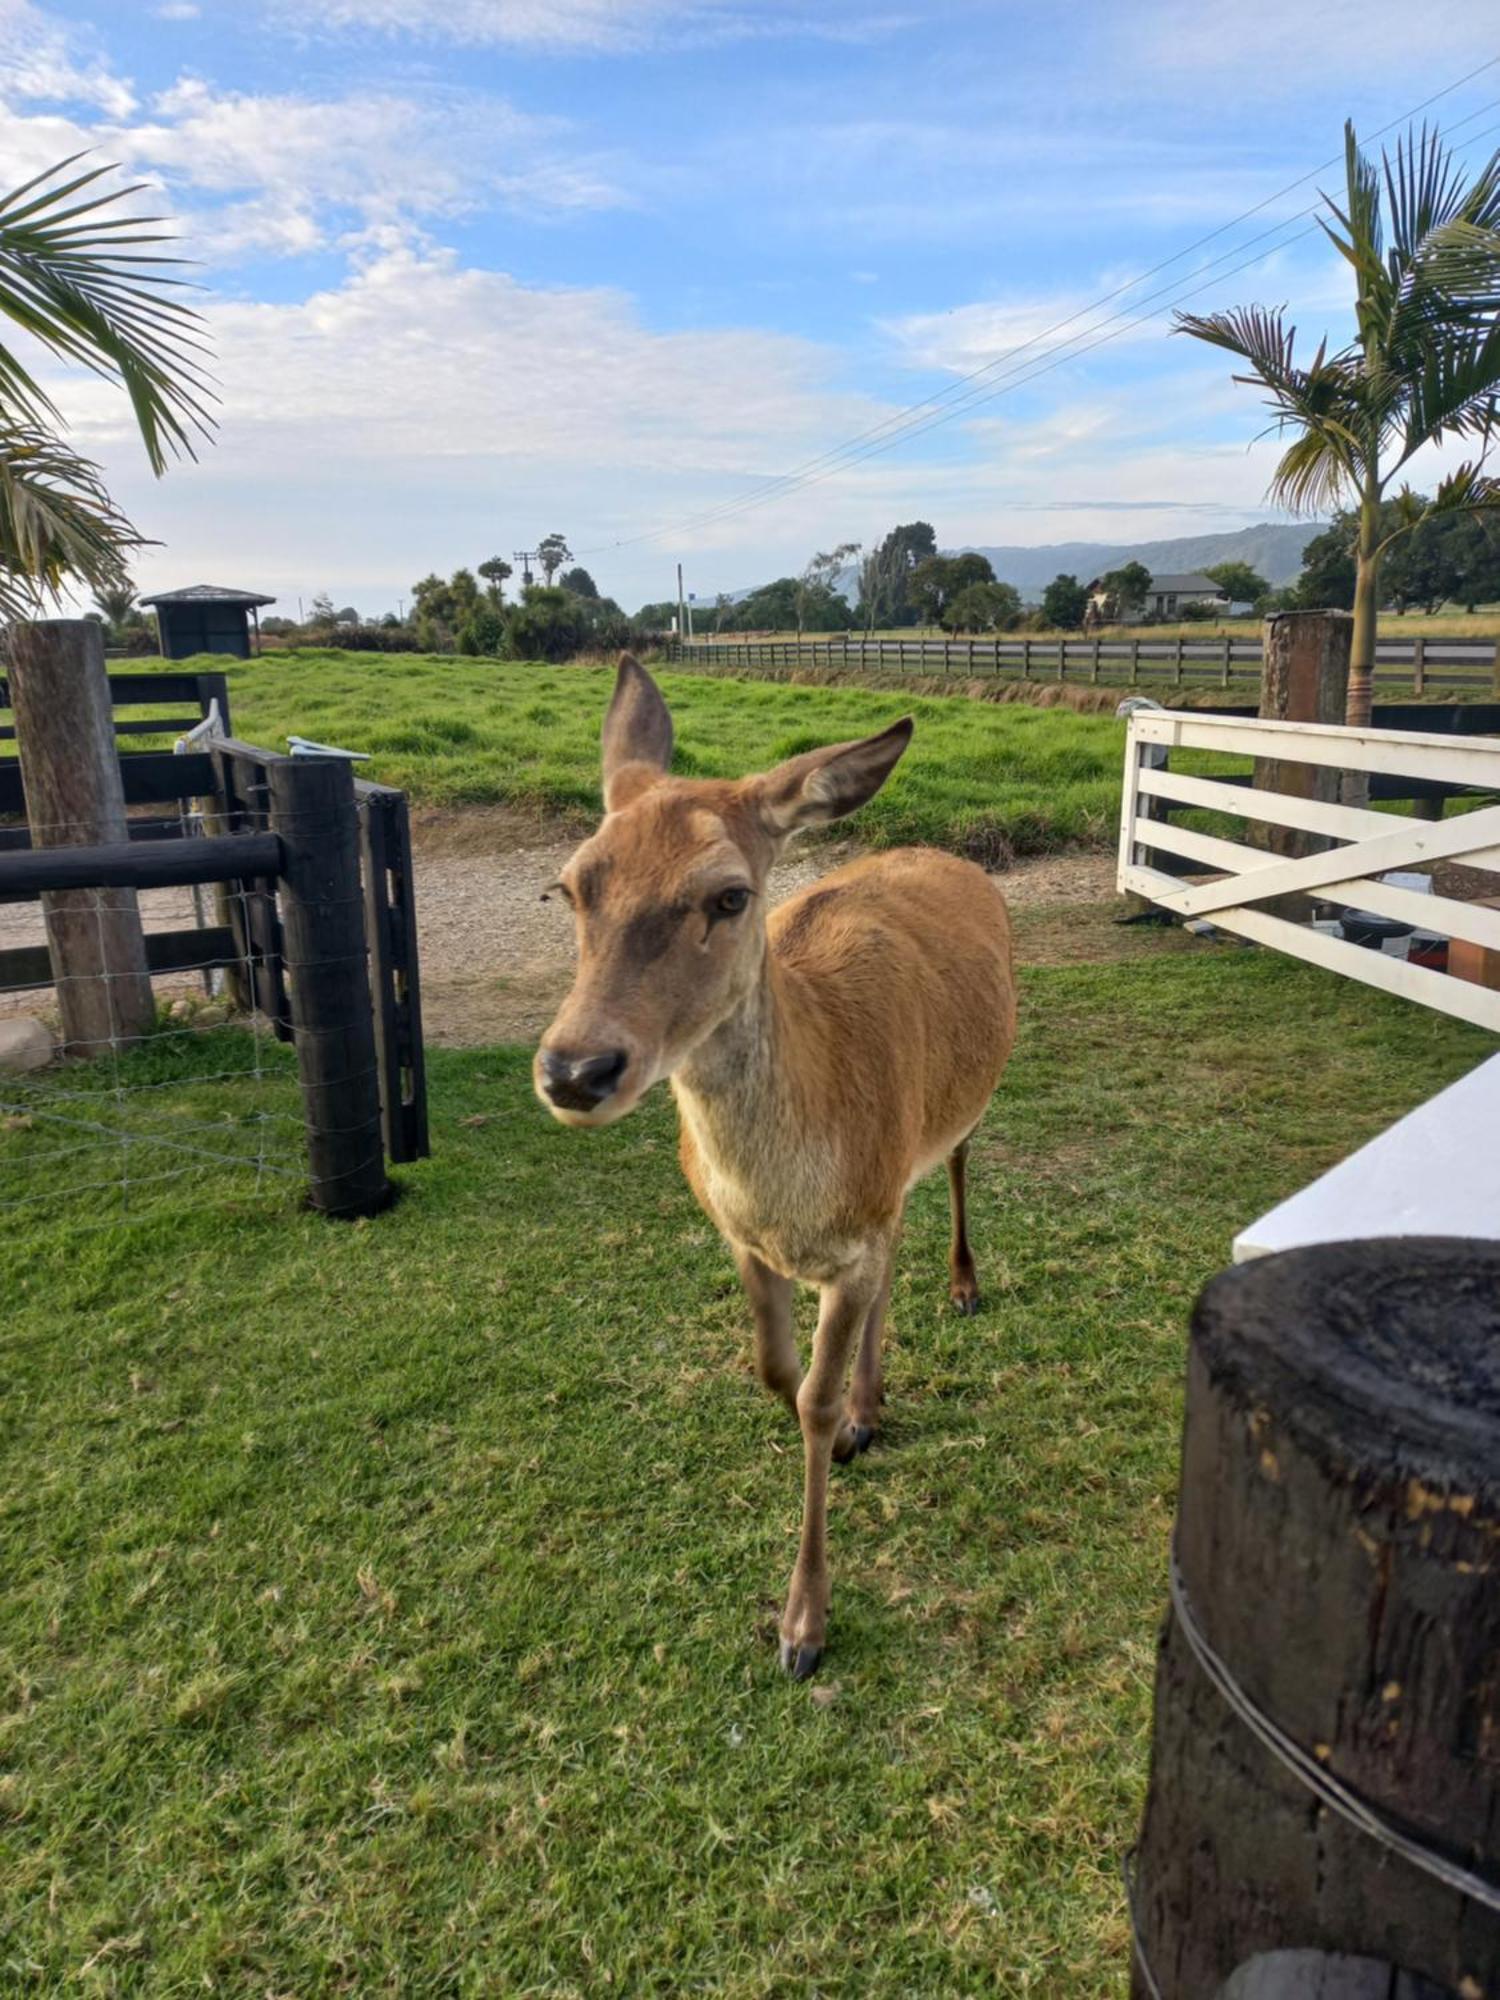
(734, 1245), (800, 1416)
(779, 1256), (884, 1680)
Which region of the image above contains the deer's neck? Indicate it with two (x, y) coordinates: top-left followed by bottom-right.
(672, 951), (807, 1176)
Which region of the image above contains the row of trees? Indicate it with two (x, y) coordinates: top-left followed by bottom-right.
(689, 526), (1030, 636)
(257, 556), (651, 662)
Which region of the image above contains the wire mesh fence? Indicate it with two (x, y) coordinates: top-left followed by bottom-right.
(0, 812), (305, 1232)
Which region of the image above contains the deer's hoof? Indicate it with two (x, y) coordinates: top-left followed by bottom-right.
(832, 1421), (875, 1464)
(950, 1285), (982, 1317)
(780, 1639), (824, 1680)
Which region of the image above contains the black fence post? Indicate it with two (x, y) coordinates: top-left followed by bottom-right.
(1129, 1239), (1500, 1998)
(267, 756), (390, 1218)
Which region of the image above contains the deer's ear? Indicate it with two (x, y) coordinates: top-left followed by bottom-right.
(601, 654), (674, 810)
(753, 717), (913, 833)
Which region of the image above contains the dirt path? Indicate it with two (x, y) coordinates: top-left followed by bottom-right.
(407, 817), (1184, 1046)
(2, 811), (1196, 1048)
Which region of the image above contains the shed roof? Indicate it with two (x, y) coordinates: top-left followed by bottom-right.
(1146, 573), (1225, 594)
(138, 584), (277, 607)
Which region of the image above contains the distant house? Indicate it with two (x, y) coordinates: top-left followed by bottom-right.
(1085, 572), (1229, 624)
(139, 584), (276, 659)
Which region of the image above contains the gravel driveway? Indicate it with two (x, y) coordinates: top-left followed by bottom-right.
(2, 810), (1125, 1047)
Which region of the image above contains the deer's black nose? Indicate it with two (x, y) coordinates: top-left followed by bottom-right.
(540, 1047), (628, 1110)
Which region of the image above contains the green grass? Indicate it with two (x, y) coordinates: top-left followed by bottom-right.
(148, 651), (1127, 862)
(2, 949), (1495, 1995)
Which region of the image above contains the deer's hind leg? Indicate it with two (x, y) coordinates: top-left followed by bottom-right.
(734, 1246), (800, 1416)
(947, 1137), (982, 1316)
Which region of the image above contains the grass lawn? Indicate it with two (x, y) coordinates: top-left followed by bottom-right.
(2, 948), (1495, 1995)
(117, 651), (1128, 863)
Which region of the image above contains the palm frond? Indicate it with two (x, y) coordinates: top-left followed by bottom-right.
(0, 154), (216, 474)
(0, 422), (145, 623)
(1396, 315), (1500, 461)
(1383, 121), (1500, 267)
(1267, 424), (1359, 515)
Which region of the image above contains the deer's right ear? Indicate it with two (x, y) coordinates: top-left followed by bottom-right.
(601, 654), (674, 811)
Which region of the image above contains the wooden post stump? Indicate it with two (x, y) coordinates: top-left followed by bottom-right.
(6, 618), (155, 1054)
(1255, 610), (1352, 854)
(268, 756), (389, 1218)
(1130, 1238), (1500, 2000)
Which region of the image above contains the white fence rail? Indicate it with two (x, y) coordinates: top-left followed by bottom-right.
(1118, 709), (1500, 1032)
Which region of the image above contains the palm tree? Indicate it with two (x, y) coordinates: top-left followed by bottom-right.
(0, 154), (214, 621)
(1176, 122), (1500, 767)
(93, 576), (137, 629)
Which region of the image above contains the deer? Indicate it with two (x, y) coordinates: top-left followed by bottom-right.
(535, 657), (1018, 1677)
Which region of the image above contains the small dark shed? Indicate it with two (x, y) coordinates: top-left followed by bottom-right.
(139, 584), (276, 660)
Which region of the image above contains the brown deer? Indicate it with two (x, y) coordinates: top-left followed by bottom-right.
(535, 658), (1017, 1677)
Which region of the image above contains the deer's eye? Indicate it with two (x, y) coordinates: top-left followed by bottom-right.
(714, 886), (751, 917)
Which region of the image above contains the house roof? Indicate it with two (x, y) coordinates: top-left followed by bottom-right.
(138, 584), (277, 608)
(1146, 573), (1224, 595)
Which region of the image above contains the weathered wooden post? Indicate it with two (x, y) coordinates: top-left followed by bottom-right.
(1252, 612), (1353, 920)
(6, 618), (156, 1054)
(267, 755), (390, 1218)
(1129, 1238), (1500, 2000)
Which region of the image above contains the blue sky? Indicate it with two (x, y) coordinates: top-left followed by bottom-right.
(4, 0), (1498, 614)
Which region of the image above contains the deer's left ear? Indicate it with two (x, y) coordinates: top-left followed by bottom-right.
(753, 717), (913, 833)
(602, 654), (674, 811)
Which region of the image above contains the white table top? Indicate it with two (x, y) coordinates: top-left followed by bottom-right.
(1233, 1052), (1500, 1263)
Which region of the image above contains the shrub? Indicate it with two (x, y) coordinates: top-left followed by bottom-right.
(319, 622), (422, 653)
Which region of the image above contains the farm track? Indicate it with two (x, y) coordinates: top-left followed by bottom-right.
(0, 810), (1200, 1045)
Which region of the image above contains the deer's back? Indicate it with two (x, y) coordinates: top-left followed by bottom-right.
(770, 846), (1016, 1178)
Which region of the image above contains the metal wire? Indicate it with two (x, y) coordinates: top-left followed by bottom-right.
(1166, 1542), (1500, 1917)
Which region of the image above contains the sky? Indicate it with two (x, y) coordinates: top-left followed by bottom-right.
(3, 0), (1499, 617)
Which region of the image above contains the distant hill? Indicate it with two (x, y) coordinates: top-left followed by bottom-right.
(955, 523), (1320, 597)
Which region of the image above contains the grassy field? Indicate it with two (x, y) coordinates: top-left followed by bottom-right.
(2, 948), (1495, 1995)
(165, 652), (1127, 863)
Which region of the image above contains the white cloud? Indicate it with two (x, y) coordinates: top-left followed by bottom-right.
(0, 69), (630, 268)
(1133, 0), (1498, 81)
(121, 76), (629, 250)
(0, 0), (136, 115)
(60, 242), (889, 609)
(154, 2), (202, 17)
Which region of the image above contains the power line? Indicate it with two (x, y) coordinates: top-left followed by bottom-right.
(660, 104), (1500, 545)
(576, 59), (1500, 561)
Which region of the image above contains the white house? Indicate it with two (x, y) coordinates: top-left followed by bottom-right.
(1086, 571), (1230, 624)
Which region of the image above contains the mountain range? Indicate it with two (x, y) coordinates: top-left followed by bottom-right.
(957, 522), (1321, 596)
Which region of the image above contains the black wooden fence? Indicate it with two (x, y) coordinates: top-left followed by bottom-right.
(1, 669), (428, 1216)
(671, 633), (1499, 695)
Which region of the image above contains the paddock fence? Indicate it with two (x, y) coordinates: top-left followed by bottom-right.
(1, 655), (428, 1230)
(670, 633), (1499, 695)
(1117, 707), (1500, 1032)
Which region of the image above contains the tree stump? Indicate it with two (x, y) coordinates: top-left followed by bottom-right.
(1130, 1238), (1500, 2000)
(6, 619), (155, 1054)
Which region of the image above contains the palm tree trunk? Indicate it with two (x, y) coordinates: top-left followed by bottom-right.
(1342, 476), (1381, 809)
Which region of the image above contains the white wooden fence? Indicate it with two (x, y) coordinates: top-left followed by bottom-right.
(1118, 709), (1500, 1032)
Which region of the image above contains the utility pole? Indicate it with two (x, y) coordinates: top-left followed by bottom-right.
(677, 562), (687, 645)
(514, 550), (538, 588)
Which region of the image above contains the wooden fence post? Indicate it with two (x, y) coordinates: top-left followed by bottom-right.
(267, 755), (389, 1218)
(1222, 635), (1233, 688)
(6, 617), (155, 1054)
(1253, 611), (1351, 888)
(1412, 636), (1426, 695)
(1129, 1238), (1500, 1999)
(1092, 638), (1102, 683)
